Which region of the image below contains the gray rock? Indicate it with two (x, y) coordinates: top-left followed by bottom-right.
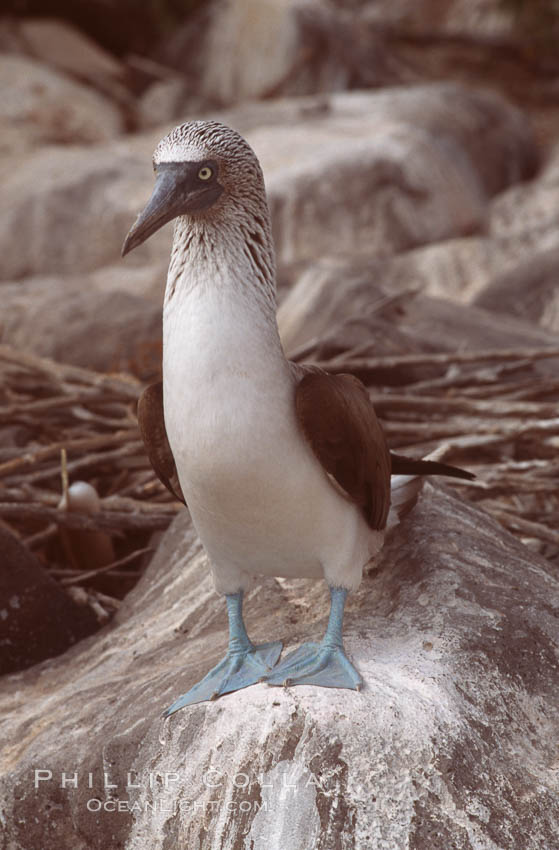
(0, 526), (99, 676)
(0, 276), (162, 379)
(264, 84), (536, 266)
(0, 54), (124, 158)
(377, 232), (559, 306)
(489, 152), (559, 251)
(156, 0), (359, 104)
(0, 486), (557, 848)
(0, 84), (536, 280)
(326, 137), (559, 309)
(278, 254), (559, 360)
(543, 137), (559, 181)
(137, 76), (199, 129)
(0, 139), (170, 279)
(401, 290), (559, 354)
(159, 0), (514, 107)
(89, 258), (169, 303)
(473, 244), (559, 333)
(16, 17), (125, 92)
(277, 227), (559, 313)
(364, 0), (513, 39)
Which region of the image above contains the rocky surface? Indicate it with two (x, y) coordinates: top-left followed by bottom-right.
(0, 486), (558, 848)
(0, 276), (162, 377)
(277, 254), (559, 360)
(14, 17), (125, 93)
(0, 81), (541, 373)
(365, 0), (513, 38)
(0, 139), (166, 279)
(0, 53), (124, 158)
(0, 525), (99, 676)
(154, 0), (397, 105)
(0, 83), (535, 277)
(263, 85), (535, 266)
(2, 7), (559, 848)
(473, 244), (559, 333)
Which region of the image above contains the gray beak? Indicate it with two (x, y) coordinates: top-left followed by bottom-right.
(121, 163), (223, 257)
(122, 169), (183, 257)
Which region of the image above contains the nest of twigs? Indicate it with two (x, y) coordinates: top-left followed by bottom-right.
(300, 340), (559, 568)
(0, 344), (181, 614)
(1, 340), (558, 613)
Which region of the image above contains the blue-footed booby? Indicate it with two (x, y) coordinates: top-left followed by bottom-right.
(122, 121), (473, 717)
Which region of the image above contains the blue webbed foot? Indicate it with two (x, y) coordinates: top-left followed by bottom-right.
(163, 590), (283, 716)
(265, 640), (362, 690)
(265, 585), (363, 692)
(163, 640), (282, 716)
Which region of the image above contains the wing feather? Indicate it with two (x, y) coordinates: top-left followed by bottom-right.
(293, 368), (391, 531)
(137, 382), (185, 505)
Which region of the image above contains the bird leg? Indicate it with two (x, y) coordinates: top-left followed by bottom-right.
(163, 591), (282, 716)
(265, 586), (363, 691)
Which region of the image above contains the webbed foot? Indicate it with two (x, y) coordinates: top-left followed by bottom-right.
(163, 640), (282, 716)
(265, 640), (362, 690)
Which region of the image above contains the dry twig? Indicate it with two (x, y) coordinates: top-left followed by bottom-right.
(1, 337), (558, 603)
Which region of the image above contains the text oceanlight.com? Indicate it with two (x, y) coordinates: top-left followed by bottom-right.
(86, 799), (266, 814)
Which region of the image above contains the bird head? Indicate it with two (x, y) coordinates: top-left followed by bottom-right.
(122, 120), (267, 256)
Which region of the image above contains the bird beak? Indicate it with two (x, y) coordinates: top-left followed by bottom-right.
(122, 164), (223, 257)
(122, 169), (183, 257)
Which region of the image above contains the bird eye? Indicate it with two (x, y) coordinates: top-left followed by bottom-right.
(198, 166), (213, 181)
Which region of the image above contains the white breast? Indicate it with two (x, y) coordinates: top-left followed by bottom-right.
(162, 269), (383, 594)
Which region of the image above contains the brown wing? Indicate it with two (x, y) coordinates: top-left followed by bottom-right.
(293, 368), (391, 530)
(137, 382), (185, 504)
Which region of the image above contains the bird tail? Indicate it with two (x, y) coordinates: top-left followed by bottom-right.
(387, 474), (424, 528)
(387, 449), (474, 528)
(390, 453), (474, 482)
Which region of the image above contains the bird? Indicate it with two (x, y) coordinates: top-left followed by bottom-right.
(122, 120), (474, 717)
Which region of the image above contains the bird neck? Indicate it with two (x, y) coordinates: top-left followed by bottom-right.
(163, 211), (286, 368)
(165, 210), (277, 317)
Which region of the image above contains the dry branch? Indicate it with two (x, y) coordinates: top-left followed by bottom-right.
(312, 345), (559, 372)
(1, 338), (558, 599)
(0, 502), (177, 532)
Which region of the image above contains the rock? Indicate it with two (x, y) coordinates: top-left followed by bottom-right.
(0, 54), (124, 158)
(277, 256), (434, 363)
(543, 138), (559, 180)
(0, 486), (557, 847)
(0, 276), (162, 379)
(384, 232), (559, 305)
(408, 189), (559, 310)
(137, 76), (196, 129)
(0, 137), (170, 279)
(0, 525), (99, 676)
(472, 245), (559, 333)
(0, 84), (536, 279)
(263, 84), (536, 266)
(489, 149), (559, 255)
(0, 2), (169, 58)
(160, 0), (523, 107)
(316, 136), (559, 309)
(155, 0), (402, 105)
(278, 223), (559, 311)
(154, 0), (299, 103)
(400, 290), (559, 354)
(89, 258), (169, 302)
(278, 254), (559, 360)
(364, 0), (513, 39)
(16, 17), (125, 89)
